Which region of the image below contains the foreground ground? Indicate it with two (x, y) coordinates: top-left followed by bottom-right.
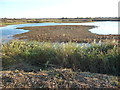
(1, 68), (119, 88)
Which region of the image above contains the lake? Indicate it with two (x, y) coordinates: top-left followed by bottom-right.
(0, 21), (118, 42)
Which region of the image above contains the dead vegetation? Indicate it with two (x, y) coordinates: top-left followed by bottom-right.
(15, 25), (120, 43)
(1, 69), (119, 88)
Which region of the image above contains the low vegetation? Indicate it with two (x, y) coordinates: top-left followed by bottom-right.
(2, 40), (120, 76)
(2, 69), (119, 88)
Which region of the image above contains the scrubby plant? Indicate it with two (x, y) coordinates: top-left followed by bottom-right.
(2, 40), (120, 75)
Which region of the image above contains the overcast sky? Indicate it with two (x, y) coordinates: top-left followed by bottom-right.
(0, 0), (119, 18)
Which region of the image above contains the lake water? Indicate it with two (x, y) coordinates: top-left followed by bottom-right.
(0, 21), (118, 42)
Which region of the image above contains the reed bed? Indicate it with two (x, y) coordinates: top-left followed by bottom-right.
(2, 40), (120, 75)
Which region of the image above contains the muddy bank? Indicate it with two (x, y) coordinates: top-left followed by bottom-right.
(1, 68), (119, 88)
(15, 25), (119, 43)
(0, 25), (6, 27)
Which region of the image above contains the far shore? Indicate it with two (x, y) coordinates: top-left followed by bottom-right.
(1, 17), (119, 27)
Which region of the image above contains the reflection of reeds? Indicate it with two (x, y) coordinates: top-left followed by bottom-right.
(2, 40), (120, 75)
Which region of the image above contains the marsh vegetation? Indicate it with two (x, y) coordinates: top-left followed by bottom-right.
(1, 18), (120, 88)
(2, 40), (119, 76)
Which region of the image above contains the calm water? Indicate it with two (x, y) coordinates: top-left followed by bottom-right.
(0, 21), (118, 42)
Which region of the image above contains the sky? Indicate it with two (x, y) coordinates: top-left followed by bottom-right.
(0, 0), (119, 18)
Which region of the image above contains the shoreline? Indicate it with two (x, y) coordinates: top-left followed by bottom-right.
(14, 25), (119, 43)
(0, 25), (6, 27)
(15, 25), (97, 43)
(1, 21), (119, 44)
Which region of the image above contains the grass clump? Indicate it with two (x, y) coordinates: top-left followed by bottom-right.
(2, 40), (120, 75)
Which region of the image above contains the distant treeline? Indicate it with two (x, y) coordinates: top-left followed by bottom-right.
(1, 17), (119, 20)
(0, 17), (119, 25)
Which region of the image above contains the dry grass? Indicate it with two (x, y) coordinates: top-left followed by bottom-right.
(1, 69), (119, 88)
